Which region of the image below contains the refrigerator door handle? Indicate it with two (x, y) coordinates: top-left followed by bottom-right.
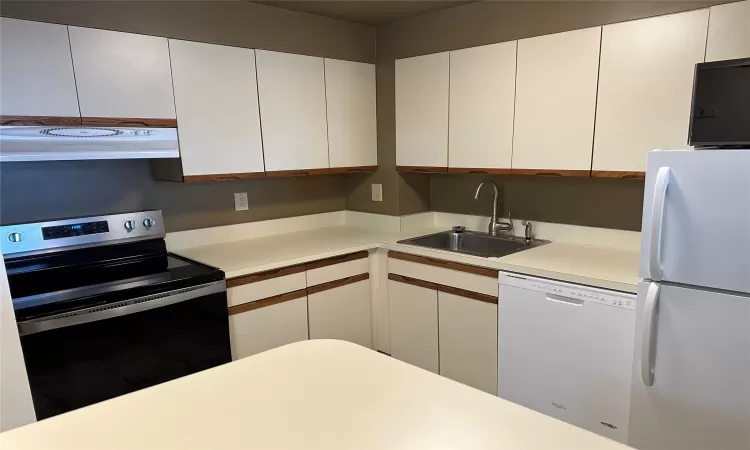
(648, 167), (671, 281)
(641, 282), (661, 386)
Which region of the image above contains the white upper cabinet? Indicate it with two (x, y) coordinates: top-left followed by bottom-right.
(0, 19), (79, 118)
(592, 10), (709, 174)
(449, 42), (516, 171)
(68, 27), (175, 119)
(395, 52), (449, 169)
(512, 27), (601, 172)
(705, 1), (750, 62)
(324, 59), (377, 169)
(169, 40), (264, 176)
(256, 50), (329, 172)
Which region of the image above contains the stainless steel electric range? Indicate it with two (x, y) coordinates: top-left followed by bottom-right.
(1, 211), (231, 420)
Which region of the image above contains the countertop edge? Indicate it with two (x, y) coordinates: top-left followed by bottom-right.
(172, 227), (639, 293)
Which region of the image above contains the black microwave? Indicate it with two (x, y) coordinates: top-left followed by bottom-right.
(688, 57), (750, 148)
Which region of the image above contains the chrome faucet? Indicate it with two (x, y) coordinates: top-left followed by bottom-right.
(473, 182), (513, 236)
(522, 220), (533, 243)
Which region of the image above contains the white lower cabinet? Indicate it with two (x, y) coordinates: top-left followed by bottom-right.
(438, 290), (498, 394)
(387, 277), (439, 373)
(228, 294), (309, 360)
(308, 279), (372, 348)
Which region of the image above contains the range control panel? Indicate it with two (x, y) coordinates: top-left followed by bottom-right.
(42, 221), (110, 240)
(1, 211), (165, 257)
(499, 272), (636, 310)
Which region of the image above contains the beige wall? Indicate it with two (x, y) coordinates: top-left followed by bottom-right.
(0, 160), (347, 232)
(0, 1), (375, 231)
(346, 0), (729, 229)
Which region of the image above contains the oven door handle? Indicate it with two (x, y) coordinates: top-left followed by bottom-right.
(17, 280), (226, 336)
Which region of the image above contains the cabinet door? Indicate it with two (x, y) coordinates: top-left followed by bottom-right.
(0, 19), (80, 118)
(324, 59), (377, 169)
(256, 50), (329, 173)
(228, 296), (309, 360)
(448, 42), (516, 171)
(592, 10), (709, 174)
(438, 290), (498, 394)
(513, 27), (601, 173)
(169, 40), (264, 177)
(395, 52), (449, 169)
(387, 278), (439, 373)
(308, 279), (372, 348)
(68, 27), (175, 120)
(705, 1), (750, 62)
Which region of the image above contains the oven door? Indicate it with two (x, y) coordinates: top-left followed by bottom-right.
(17, 281), (230, 420)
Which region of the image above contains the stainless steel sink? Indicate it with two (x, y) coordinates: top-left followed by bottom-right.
(398, 229), (548, 258)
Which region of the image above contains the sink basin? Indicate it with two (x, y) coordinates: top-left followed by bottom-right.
(398, 230), (548, 258)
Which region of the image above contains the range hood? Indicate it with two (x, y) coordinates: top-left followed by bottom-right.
(0, 126), (179, 162)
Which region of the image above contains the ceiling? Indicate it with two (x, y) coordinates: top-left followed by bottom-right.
(253, 1), (476, 26)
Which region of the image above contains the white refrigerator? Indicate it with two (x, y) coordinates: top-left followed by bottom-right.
(629, 149), (750, 450)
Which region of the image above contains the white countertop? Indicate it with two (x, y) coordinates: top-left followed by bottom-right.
(175, 225), (640, 292)
(0, 340), (632, 450)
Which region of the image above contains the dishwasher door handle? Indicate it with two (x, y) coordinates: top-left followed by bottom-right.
(545, 294), (584, 306)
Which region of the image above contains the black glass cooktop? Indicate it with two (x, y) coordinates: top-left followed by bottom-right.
(5, 239), (224, 321)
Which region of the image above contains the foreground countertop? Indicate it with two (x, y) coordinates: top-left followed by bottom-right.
(174, 225), (640, 293)
(0, 340), (632, 450)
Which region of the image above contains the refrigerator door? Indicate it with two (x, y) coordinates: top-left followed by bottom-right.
(629, 281), (750, 450)
(639, 150), (750, 294)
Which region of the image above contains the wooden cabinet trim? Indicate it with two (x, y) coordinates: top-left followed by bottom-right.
(438, 284), (497, 304)
(0, 116), (82, 126)
(388, 273), (439, 290)
(511, 168), (591, 177)
(265, 168), (330, 178)
(328, 165), (377, 174)
(226, 264), (306, 288)
(388, 251), (498, 278)
(183, 172), (265, 183)
(389, 273), (498, 303)
(396, 165), (448, 174)
(80, 117), (177, 127)
(591, 170), (646, 180)
(448, 167), (513, 175)
(227, 289), (307, 315)
(305, 251), (368, 271)
(307, 273), (369, 295)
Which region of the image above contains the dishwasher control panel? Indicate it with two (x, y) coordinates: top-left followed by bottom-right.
(499, 272), (636, 310)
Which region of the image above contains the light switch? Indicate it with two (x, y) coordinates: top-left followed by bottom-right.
(371, 184), (383, 202)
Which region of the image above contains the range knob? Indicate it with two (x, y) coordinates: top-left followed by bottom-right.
(124, 220), (137, 231)
(8, 232), (22, 243)
(143, 218), (156, 228)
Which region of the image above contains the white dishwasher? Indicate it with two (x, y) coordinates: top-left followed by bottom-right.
(497, 272), (636, 444)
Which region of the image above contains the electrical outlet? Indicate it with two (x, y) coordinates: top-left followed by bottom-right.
(371, 184), (383, 202)
(234, 192), (249, 211)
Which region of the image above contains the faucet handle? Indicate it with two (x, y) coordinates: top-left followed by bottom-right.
(521, 220), (533, 242)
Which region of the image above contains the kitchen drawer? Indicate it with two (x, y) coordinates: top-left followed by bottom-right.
(388, 252), (498, 297)
(306, 251), (369, 287)
(226, 265), (306, 307)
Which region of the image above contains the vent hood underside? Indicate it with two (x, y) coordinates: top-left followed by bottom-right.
(0, 126), (180, 162)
